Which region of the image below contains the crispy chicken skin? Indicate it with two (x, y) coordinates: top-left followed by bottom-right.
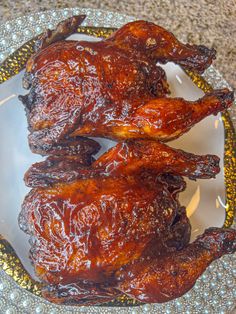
(107, 20), (216, 73)
(42, 281), (121, 306)
(28, 135), (101, 158)
(117, 228), (236, 303)
(24, 140), (220, 187)
(20, 139), (236, 305)
(19, 16), (236, 306)
(19, 16), (234, 155)
(20, 174), (179, 284)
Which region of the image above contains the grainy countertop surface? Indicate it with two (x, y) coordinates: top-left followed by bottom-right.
(1, 0), (235, 88)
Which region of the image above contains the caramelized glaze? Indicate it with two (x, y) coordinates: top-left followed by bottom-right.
(19, 16), (236, 306)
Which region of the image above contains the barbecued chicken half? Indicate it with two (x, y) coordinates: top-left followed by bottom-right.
(20, 140), (236, 305)
(18, 16), (235, 306)
(19, 16), (234, 155)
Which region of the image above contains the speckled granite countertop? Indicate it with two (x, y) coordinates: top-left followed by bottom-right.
(1, 0), (235, 89)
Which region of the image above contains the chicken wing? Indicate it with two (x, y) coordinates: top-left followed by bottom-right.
(107, 20), (216, 73)
(42, 281), (120, 306)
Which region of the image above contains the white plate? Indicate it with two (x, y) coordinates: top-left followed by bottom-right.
(0, 7), (235, 314)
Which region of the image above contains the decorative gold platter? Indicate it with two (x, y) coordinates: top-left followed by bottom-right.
(0, 7), (235, 314)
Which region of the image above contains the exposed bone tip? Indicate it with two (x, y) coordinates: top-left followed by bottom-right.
(212, 88), (234, 109)
(198, 227), (236, 255)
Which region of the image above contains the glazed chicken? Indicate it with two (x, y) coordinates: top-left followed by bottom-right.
(19, 16), (233, 155)
(24, 140), (221, 187)
(19, 16), (236, 306)
(20, 140), (236, 305)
